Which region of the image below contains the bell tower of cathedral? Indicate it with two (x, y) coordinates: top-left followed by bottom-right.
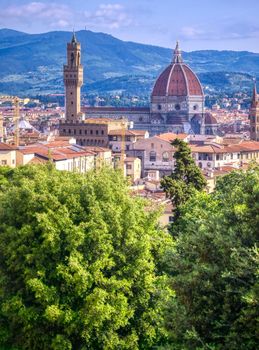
(63, 32), (83, 122)
(250, 81), (259, 141)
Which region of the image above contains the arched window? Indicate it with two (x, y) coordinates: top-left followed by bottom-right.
(70, 52), (74, 67)
(162, 152), (169, 162)
(149, 151), (156, 162)
(198, 162), (202, 169)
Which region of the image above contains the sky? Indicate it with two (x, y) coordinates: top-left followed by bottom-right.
(1, 0), (259, 52)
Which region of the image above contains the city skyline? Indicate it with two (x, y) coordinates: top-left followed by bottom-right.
(0, 0), (259, 52)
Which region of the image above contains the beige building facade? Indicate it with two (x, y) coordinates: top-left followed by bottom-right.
(124, 157), (141, 182)
(0, 143), (16, 167)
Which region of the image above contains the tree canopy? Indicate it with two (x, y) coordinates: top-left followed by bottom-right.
(0, 165), (172, 350)
(163, 167), (259, 349)
(161, 139), (206, 218)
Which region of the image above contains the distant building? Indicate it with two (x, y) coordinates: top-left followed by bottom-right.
(124, 157), (141, 182)
(108, 129), (149, 153)
(59, 34), (218, 139)
(16, 140), (101, 173)
(0, 142), (17, 167)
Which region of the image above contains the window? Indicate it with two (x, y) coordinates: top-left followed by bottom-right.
(175, 104), (181, 111)
(90, 130), (93, 135)
(71, 101), (73, 105)
(85, 130), (87, 135)
(74, 129), (76, 135)
(139, 117), (143, 122)
(162, 152), (169, 162)
(169, 216), (174, 223)
(1, 160), (7, 165)
(158, 104), (162, 110)
(101, 130), (104, 135)
(96, 130), (99, 135)
(126, 164), (132, 170)
(198, 162), (202, 169)
(151, 143), (154, 149)
(68, 129), (71, 134)
(149, 151), (156, 162)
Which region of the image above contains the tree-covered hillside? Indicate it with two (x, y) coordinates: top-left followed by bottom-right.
(0, 29), (258, 96)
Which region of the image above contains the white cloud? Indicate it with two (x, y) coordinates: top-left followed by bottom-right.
(1, 2), (134, 32)
(180, 26), (204, 39)
(180, 22), (259, 42)
(84, 3), (133, 30)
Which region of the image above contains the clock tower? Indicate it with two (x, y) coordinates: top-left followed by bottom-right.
(63, 32), (83, 122)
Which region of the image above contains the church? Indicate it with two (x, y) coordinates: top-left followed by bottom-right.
(60, 33), (218, 142)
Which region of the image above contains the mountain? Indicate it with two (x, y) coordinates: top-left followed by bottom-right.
(0, 28), (258, 97)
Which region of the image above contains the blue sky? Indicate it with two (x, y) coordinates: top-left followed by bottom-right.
(1, 0), (259, 52)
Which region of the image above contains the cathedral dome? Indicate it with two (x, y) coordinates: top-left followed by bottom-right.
(205, 112), (218, 125)
(152, 42), (203, 97)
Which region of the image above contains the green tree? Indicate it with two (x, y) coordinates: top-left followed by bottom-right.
(161, 139), (206, 219)
(164, 167), (259, 349)
(0, 165), (173, 350)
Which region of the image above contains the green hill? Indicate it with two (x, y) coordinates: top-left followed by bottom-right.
(0, 28), (258, 96)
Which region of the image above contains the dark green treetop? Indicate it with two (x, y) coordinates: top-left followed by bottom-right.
(162, 167), (259, 349)
(161, 138), (206, 217)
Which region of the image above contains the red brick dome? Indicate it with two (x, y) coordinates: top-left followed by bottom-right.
(205, 113), (218, 125)
(152, 42), (203, 97)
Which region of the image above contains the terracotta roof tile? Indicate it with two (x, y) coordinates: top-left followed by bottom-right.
(158, 132), (188, 141)
(152, 63), (203, 97)
(0, 142), (17, 151)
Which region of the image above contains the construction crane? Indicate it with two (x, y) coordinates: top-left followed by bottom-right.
(13, 97), (20, 147)
(120, 118), (127, 171)
(0, 96), (22, 145)
(0, 112), (3, 142)
(3, 96), (21, 146)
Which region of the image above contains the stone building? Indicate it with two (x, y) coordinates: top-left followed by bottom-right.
(60, 34), (218, 139)
(0, 142), (17, 167)
(84, 42), (218, 136)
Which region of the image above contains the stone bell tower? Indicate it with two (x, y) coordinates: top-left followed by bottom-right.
(63, 32), (83, 122)
(250, 81), (259, 141)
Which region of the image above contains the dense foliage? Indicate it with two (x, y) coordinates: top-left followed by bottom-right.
(0, 165), (172, 350)
(164, 167), (259, 349)
(161, 138), (206, 218)
(0, 163), (258, 350)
